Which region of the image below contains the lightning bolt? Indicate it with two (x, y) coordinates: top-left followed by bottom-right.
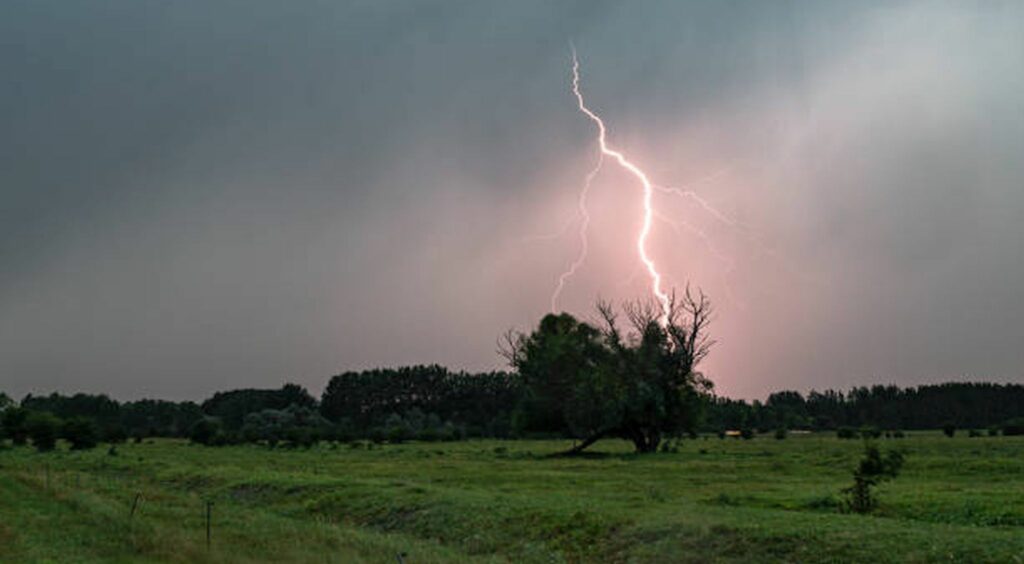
(550, 153), (603, 312)
(550, 46), (763, 325)
(566, 46), (672, 325)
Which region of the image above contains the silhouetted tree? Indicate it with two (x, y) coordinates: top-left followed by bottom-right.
(320, 366), (519, 438)
(503, 289), (714, 454)
(188, 418), (222, 445)
(201, 384), (317, 431)
(62, 417), (99, 450)
(2, 407), (30, 445)
(26, 411), (62, 452)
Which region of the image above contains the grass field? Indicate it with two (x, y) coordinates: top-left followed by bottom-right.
(1, 433), (1022, 563)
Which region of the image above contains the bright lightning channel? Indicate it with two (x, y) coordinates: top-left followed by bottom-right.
(566, 46), (672, 326)
(550, 154), (603, 313)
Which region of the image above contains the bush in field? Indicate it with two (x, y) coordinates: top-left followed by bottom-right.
(189, 418), (222, 445)
(1002, 418), (1024, 436)
(988, 425), (1001, 437)
(892, 430), (905, 439)
(843, 443), (904, 513)
(740, 427), (754, 440)
(2, 407), (30, 446)
(837, 427), (857, 439)
(942, 423), (956, 438)
(774, 428), (788, 440)
(62, 417), (99, 450)
(26, 411), (62, 452)
(103, 424), (128, 444)
(968, 429), (982, 438)
(860, 426), (882, 439)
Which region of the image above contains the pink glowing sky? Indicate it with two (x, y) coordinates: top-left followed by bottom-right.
(2, 1), (1022, 400)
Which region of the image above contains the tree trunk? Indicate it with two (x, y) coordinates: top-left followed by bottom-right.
(557, 430), (608, 456)
(631, 429), (661, 453)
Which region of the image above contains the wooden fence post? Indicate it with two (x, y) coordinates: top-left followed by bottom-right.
(130, 493), (142, 518)
(205, 501), (213, 550)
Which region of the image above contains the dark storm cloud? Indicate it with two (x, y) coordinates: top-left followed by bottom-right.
(1, 1), (1021, 400)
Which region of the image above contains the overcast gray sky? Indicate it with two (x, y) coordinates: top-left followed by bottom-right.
(2, 1), (1022, 401)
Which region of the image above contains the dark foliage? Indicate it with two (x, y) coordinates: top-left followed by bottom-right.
(321, 365), (519, 438)
(22, 393), (120, 434)
(188, 418), (222, 445)
(704, 382), (1024, 433)
(26, 411), (61, 452)
(2, 353), (1021, 449)
(62, 417), (99, 450)
(2, 407), (30, 445)
(202, 384), (316, 431)
(837, 427), (857, 439)
(121, 399), (203, 438)
(843, 443), (904, 513)
(501, 291), (714, 454)
(1003, 418), (1024, 436)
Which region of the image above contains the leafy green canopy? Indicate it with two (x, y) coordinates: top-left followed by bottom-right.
(503, 290), (714, 453)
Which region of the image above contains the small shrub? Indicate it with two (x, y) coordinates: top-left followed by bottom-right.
(892, 430), (905, 439)
(968, 429), (982, 438)
(1002, 418), (1024, 436)
(2, 408), (30, 446)
(739, 428), (754, 440)
(942, 423), (956, 438)
(62, 417), (99, 450)
(988, 426), (1000, 437)
(26, 412), (61, 452)
(103, 425), (127, 444)
(859, 426), (882, 439)
(837, 427), (857, 439)
(416, 427), (440, 442)
(188, 418), (222, 445)
(774, 428), (788, 440)
(843, 444), (904, 513)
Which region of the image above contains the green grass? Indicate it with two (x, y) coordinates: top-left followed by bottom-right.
(1, 433), (1022, 563)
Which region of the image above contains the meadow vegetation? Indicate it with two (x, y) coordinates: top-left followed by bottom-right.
(1, 433), (1022, 563)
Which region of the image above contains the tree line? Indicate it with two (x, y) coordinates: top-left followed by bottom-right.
(2, 294), (1023, 453)
(705, 382), (1024, 434)
(4, 376), (1023, 453)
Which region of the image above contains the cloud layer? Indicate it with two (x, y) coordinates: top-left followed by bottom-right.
(2, 1), (1022, 400)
